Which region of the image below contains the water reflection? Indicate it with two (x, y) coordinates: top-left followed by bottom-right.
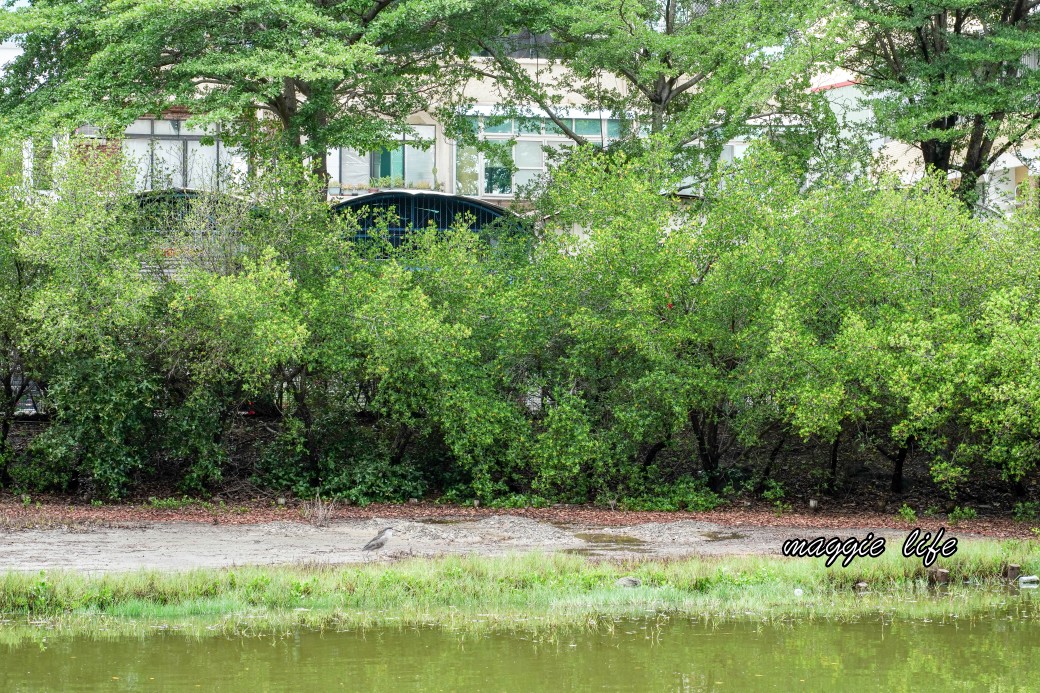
(2, 611), (1039, 691)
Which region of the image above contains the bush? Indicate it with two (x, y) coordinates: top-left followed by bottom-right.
(5, 143), (1040, 507)
(617, 477), (724, 512)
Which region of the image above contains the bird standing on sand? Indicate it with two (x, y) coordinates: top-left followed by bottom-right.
(362, 527), (393, 552)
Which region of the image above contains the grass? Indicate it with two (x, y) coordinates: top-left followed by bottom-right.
(1, 542), (1039, 641)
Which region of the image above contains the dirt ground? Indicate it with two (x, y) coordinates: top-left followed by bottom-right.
(1, 500), (1028, 572)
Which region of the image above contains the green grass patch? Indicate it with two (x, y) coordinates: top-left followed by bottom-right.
(1, 542), (1039, 640)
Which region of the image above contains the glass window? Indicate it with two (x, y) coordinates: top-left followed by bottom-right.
(186, 141), (219, 189)
(122, 138), (151, 190)
(606, 119), (621, 139)
(574, 118), (602, 137)
(374, 147), (404, 181)
(518, 118), (542, 135)
(456, 146), (479, 196)
(514, 169), (541, 188)
(483, 117), (514, 135)
(515, 141), (542, 169)
(514, 141), (543, 192)
(152, 119), (183, 137)
(370, 134), (436, 188)
(462, 117), (480, 137)
(484, 148), (512, 195)
(542, 118), (566, 136)
(404, 144), (435, 188)
(411, 124), (436, 141)
(152, 140), (185, 189)
(125, 120), (152, 136)
(340, 148), (369, 187)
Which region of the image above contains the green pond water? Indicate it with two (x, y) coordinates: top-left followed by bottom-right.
(2, 612), (1039, 692)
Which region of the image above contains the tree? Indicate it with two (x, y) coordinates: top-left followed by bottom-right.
(462, 0), (834, 181)
(0, 0), (496, 185)
(845, 0), (1040, 207)
(0, 143), (41, 487)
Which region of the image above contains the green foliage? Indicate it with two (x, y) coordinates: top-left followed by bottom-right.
(0, 136), (1039, 507)
(617, 477), (724, 512)
(474, 0), (835, 189)
(846, 0), (1040, 205)
(930, 461), (970, 500)
(948, 506), (978, 525)
(897, 504), (917, 524)
(761, 480), (792, 516)
(147, 496), (199, 510)
(0, 0), (492, 180)
(1013, 502), (1040, 524)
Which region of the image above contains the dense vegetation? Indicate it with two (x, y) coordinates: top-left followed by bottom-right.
(0, 144), (1036, 511)
(2, 2), (1040, 509)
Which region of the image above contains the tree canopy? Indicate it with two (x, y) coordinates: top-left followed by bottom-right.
(845, 0), (1040, 207)
(0, 0), (500, 175)
(461, 0), (835, 180)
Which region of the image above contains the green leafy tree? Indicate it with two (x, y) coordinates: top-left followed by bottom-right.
(465, 0), (835, 182)
(0, 0), (498, 185)
(845, 0), (1040, 207)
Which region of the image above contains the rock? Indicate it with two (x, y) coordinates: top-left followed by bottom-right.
(1019, 575), (1039, 586)
(793, 588), (803, 596)
(408, 498), (419, 505)
(473, 500), (480, 508)
(616, 576), (641, 588)
(809, 499), (819, 512)
(854, 581), (869, 590)
(276, 497), (286, 506)
(927, 568), (950, 585)
(1003, 564), (1021, 581)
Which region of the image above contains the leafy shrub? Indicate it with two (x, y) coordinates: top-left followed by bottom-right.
(618, 477), (724, 512)
(1013, 501), (1040, 523)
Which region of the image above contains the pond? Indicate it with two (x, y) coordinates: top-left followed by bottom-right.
(3, 611), (1038, 691)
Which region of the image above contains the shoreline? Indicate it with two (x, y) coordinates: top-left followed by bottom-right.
(1, 548), (1039, 641)
(0, 512), (1034, 573)
(2, 497), (1038, 538)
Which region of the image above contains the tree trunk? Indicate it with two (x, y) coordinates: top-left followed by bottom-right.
(310, 109), (330, 197)
(827, 433), (841, 494)
(643, 439), (668, 468)
(690, 411), (721, 490)
(1012, 477), (1027, 498)
(891, 445), (908, 494)
(755, 434), (786, 493)
(390, 423), (413, 467)
(291, 365), (319, 485)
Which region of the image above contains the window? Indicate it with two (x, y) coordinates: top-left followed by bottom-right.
(484, 147), (513, 195)
(483, 118), (514, 135)
(574, 119), (602, 137)
(368, 125), (436, 188)
(121, 118), (242, 192)
(453, 116), (620, 196)
(373, 146), (404, 180)
(514, 141), (543, 188)
(456, 146), (479, 196)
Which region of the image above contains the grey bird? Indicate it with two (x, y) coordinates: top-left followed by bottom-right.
(362, 527), (393, 552)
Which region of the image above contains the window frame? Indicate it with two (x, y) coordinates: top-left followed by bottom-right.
(454, 116), (617, 197)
